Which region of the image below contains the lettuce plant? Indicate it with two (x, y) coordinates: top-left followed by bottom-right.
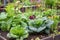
(0, 17), (13, 31)
(7, 25), (28, 40)
(0, 12), (12, 31)
(5, 3), (15, 17)
(0, 12), (7, 20)
(0, 12), (28, 31)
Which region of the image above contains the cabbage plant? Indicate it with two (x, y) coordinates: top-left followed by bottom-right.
(27, 17), (54, 34)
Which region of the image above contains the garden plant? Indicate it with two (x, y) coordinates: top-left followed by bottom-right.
(0, 0), (60, 40)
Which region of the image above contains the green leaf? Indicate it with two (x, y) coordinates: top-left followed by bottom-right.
(28, 26), (38, 32)
(28, 17), (54, 33)
(7, 33), (19, 38)
(0, 12), (7, 20)
(8, 26), (28, 39)
(37, 26), (46, 32)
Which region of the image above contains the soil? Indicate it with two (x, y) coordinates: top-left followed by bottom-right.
(58, 22), (60, 26)
(54, 35), (60, 40)
(27, 33), (48, 40)
(0, 30), (9, 40)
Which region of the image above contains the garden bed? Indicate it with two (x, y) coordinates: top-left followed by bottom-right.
(0, 30), (60, 40)
(0, 0), (60, 40)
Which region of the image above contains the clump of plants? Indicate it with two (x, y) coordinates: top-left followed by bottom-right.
(45, 0), (57, 8)
(0, 0), (59, 40)
(42, 9), (59, 32)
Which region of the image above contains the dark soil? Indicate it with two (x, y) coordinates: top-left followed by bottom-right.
(58, 22), (60, 26)
(0, 30), (9, 40)
(54, 35), (60, 40)
(27, 33), (48, 40)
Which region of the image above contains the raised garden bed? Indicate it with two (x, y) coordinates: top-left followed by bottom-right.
(0, 30), (60, 40)
(0, 0), (60, 40)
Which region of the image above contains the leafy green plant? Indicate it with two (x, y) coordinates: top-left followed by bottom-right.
(24, 0), (31, 6)
(45, 0), (57, 8)
(0, 17), (13, 31)
(0, 12), (28, 31)
(43, 9), (57, 17)
(0, 12), (7, 20)
(0, 12), (11, 31)
(49, 15), (60, 32)
(5, 3), (15, 17)
(0, 2), (59, 40)
(7, 26), (28, 40)
(42, 9), (59, 32)
(28, 17), (54, 34)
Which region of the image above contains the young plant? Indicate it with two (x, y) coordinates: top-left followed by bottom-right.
(43, 9), (57, 17)
(0, 17), (13, 31)
(5, 3), (15, 17)
(7, 25), (28, 40)
(0, 12), (12, 31)
(28, 17), (54, 34)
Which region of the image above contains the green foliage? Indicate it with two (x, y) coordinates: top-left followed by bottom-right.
(45, 0), (57, 7)
(23, 0), (31, 5)
(5, 3), (15, 17)
(28, 17), (54, 34)
(50, 15), (60, 31)
(0, 1), (59, 40)
(0, 12), (11, 31)
(43, 9), (57, 16)
(0, 12), (7, 20)
(7, 26), (28, 40)
(43, 9), (59, 32)
(0, 17), (13, 31)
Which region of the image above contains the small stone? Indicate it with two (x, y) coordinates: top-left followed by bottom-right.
(31, 38), (34, 40)
(35, 37), (40, 40)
